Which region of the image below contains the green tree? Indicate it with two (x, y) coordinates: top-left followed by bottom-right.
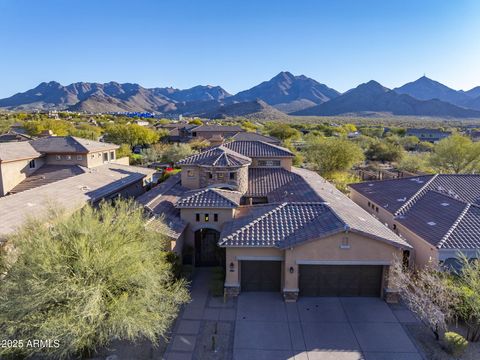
(23, 119), (76, 136)
(366, 140), (404, 162)
(0, 200), (189, 359)
(266, 123), (301, 141)
(188, 118), (203, 125)
(162, 143), (194, 164)
(429, 134), (480, 173)
(305, 137), (364, 176)
(116, 143), (133, 159)
(105, 124), (160, 147)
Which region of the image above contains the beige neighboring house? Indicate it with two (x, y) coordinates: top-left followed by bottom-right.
(0, 136), (156, 241)
(137, 140), (410, 302)
(349, 175), (480, 269)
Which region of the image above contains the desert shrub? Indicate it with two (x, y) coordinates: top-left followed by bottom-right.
(443, 332), (468, 357)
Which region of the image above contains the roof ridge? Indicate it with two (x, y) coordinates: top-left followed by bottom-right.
(176, 188), (210, 205)
(394, 174), (439, 216)
(210, 188), (241, 206)
(437, 203), (471, 249)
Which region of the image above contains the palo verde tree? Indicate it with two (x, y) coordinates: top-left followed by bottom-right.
(429, 134), (480, 173)
(0, 200), (189, 359)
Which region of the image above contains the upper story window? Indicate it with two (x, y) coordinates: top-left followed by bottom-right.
(28, 159), (36, 169)
(77, 155), (83, 160)
(214, 213), (218, 222)
(103, 152), (108, 162)
(217, 173), (225, 180)
(208, 172), (213, 179)
(110, 151), (115, 160)
(204, 214), (209, 222)
(229, 172), (236, 180)
(56, 155), (61, 160)
(257, 159), (281, 167)
(66, 155), (72, 160)
(187, 170), (195, 177)
(195, 213), (200, 222)
(91, 154), (95, 159)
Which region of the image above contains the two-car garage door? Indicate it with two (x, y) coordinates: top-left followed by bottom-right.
(299, 265), (383, 297)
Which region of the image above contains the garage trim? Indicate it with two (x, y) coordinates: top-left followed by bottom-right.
(237, 256), (283, 261)
(296, 260), (390, 265)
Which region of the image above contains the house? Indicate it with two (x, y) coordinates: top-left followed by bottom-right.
(349, 175), (480, 268)
(230, 131), (281, 145)
(0, 136), (156, 241)
(405, 128), (451, 143)
(137, 140), (410, 302)
(189, 125), (244, 141)
(0, 130), (33, 143)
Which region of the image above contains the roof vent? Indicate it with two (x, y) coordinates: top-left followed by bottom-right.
(441, 202), (450, 207)
(397, 197), (407, 202)
(427, 221), (437, 226)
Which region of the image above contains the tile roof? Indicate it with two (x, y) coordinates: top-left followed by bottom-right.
(349, 174), (480, 250)
(231, 132), (281, 144)
(0, 163), (155, 240)
(223, 140), (294, 158)
(30, 136), (118, 153)
(176, 146), (251, 167)
(293, 168), (410, 248)
(0, 142), (41, 161)
(9, 165), (86, 194)
(136, 174), (187, 239)
(219, 202), (345, 248)
(176, 188), (242, 209)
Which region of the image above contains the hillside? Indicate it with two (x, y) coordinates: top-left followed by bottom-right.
(293, 81), (480, 118)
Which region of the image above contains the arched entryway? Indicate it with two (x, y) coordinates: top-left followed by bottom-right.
(194, 228), (225, 267)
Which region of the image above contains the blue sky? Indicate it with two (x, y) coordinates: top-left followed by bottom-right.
(0, 0), (479, 97)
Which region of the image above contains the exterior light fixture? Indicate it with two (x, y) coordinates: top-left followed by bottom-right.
(289, 266), (294, 274)
(229, 262), (235, 272)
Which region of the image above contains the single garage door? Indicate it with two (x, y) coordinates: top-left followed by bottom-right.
(241, 261), (281, 292)
(299, 265), (383, 297)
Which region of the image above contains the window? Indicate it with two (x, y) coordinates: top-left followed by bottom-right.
(56, 155), (61, 160)
(110, 151), (115, 160)
(340, 236), (350, 249)
(28, 159), (36, 169)
(187, 170), (195, 177)
(217, 173), (225, 180)
(196, 213), (200, 222)
(214, 213), (218, 222)
(257, 159), (281, 167)
(208, 172), (213, 179)
(103, 152), (108, 162)
(393, 224), (397, 230)
(229, 172), (235, 180)
(375, 206), (379, 212)
(367, 201), (371, 207)
(98, 153), (102, 158)
(91, 154), (95, 159)
(77, 155), (83, 160)
(66, 155), (72, 160)
(192, 132), (197, 137)
(204, 214), (209, 222)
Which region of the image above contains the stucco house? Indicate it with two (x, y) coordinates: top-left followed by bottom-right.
(349, 175), (480, 268)
(137, 140), (410, 302)
(0, 136), (156, 241)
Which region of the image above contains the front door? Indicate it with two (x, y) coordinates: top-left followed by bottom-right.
(195, 229), (223, 266)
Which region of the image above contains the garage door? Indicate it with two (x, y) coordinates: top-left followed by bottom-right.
(299, 265), (383, 297)
(241, 261), (281, 292)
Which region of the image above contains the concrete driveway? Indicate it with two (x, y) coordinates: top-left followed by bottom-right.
(234, 293), (422, 360)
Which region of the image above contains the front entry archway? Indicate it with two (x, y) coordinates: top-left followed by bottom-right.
(194, 228), (224, 266)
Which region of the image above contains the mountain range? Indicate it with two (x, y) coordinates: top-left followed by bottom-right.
(1, 72), (480, 119)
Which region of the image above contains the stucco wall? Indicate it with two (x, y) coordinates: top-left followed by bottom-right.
(250, 157), (292, 171)
(180, 166), (201, 189)
(180, 165), (249, 193)
(0, 156), (45, 195)
(349, 190), (395, 228)
(86, 150), (117, 168)
(45, 153), (89, 167)
(180, 208), (235, 249)
(395, 222), (438, 268)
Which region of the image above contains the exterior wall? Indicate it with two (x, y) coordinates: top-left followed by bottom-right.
(180, 165), (249, 193)
(395, 222), (439, 268)
(250, 157), (292, 171)
(283, 232), (402, 293)
(349, 190), (395, 229)
(92, 177), (147, 204)
(180, 208), (235, 249)
(45, 153), (89, 167)
(224, 247), (284, 289)
(0, 156), (45, 195)
(180, 166), (201, 189)
(86, 150), (117, 168)
(112, 156), (130, 165)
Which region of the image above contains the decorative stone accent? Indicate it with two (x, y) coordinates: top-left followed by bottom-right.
(283, 290), (299, 302)
(224, 285), (240, 297)
(384, 288), (400, 303)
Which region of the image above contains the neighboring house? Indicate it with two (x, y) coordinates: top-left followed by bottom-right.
(230, 131), (281, 145)
(0, 130), (33, 143)
(0, 136), (120, 196)
(469, 130), (480, 142)
(0, 135), (156, 241)
(349, 175), (480, 268)
(405, 128), (451, 143)
(189, 125), (244, 141)
(137, 140), (410, 302)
